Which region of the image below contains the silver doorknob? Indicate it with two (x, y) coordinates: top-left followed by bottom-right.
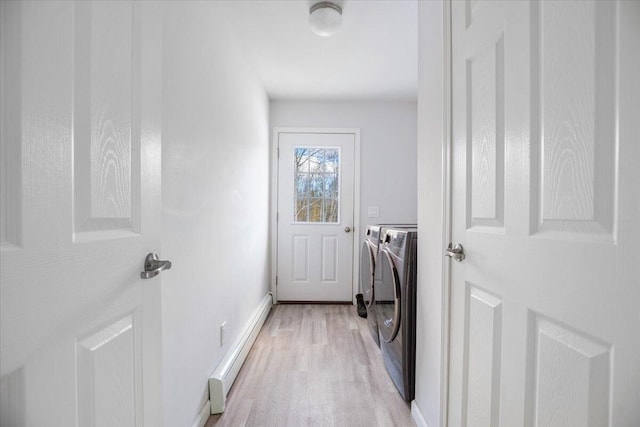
(344, 226), (351, 233)
(141, 253), (172, 279)
(445, 243), (465, 262)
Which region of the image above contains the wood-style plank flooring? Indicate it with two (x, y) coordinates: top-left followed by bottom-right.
(205, 304), (415, 427)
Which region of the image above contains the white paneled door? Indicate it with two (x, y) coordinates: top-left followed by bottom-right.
(448, 1), (639, 426)
(276, 131), (356, 302)
(1, 2), (163, 426)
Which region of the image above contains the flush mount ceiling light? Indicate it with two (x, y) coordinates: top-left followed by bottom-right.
(308, 2), (343, 37)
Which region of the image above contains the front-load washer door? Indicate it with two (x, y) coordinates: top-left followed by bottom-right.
(363, 239), (381, 345)
(376, 248), (401, 343)
(360, 240), (376, 307)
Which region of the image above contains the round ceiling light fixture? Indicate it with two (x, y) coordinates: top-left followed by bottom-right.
(308, 2), (343, 37)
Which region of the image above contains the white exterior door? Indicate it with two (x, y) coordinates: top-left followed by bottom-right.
(448, 1), (639, 426)
(0, 2), (163, 426)
(276, 131), (356, 302)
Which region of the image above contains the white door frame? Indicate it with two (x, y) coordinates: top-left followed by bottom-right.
(441, 1), (453, 425)
(414, 2), (453, 426)
(271, 127), (361, 305)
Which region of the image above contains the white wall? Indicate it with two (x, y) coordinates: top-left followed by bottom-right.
(161, 3), (270, 426)
(270, 100), (418, 242)
(414, 1), (447, 427)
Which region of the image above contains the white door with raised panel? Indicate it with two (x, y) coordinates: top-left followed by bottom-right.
(448, 1), (639, 426)
(276, 131), (356, 302)
(0, 2), (163, 426)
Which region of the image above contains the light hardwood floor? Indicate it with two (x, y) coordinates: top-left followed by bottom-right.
(205, 304), (416, 427)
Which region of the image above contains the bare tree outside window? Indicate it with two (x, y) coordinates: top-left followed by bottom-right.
(294, 147), (340, 223)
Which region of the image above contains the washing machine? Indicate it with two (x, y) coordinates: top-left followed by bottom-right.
(374, 227), (418, 401)
(360, 224), (415, 347)
(361, 225), (384, 346)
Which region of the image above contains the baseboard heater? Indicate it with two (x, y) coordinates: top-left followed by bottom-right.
(208, 293), (272, 414)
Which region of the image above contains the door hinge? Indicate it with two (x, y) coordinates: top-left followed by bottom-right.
(277, 212), (279, 222)
(277, 147), (280, 158)
(275, 276), (278, 286)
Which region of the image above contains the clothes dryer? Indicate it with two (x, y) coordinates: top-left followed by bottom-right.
(375, 227), (418, 401)
(360, 224), (415, 347)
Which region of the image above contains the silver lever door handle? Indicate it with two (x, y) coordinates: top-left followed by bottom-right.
(445, 243), (465, 262)
(141, 253), (172, 279)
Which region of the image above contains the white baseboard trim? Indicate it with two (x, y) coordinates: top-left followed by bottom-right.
(209, 293), (273, 414)
(411, 400), (430, 427)
(191, 399), (212, 427)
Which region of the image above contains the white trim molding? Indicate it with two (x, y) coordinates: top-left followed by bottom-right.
(270, 127), (361, 304)
(415, 1), (452, 426)
(191, 400), (212, 427)
(441, 1), (453, 425)
(411, 400), (431, 427)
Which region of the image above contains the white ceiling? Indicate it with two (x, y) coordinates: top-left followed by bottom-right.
(219, 0), (418, 101)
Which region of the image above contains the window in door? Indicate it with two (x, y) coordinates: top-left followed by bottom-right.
(294, 147), (340, 223)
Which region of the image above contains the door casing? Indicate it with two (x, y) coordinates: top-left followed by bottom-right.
(270, 127), (361, 304)
(442, 2), (454, 426)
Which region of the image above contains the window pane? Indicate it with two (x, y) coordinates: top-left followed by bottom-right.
(295, 198), (309, 222)
(308, 148), (323, 173)
(323, 199), (338, 223)
(309, 198), (322, 222)
(325, 149), (339, 173)
(324, 174), (338, 198)
(295, 148), (309, 173)
(309, 174), (324, 198)
(295, 174), (308, 197)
